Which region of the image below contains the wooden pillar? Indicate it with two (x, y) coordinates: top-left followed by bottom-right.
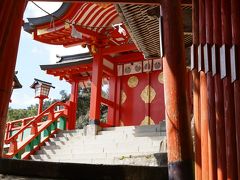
(161, 0), (193, 179)
(231, 0), (240, 176)
(107, 76), (117, 126)
(67, 80), (79, 130)
(38, 97), (44, 115)
(0, 0), (26, 157)
(198, 0), (209, 179)
(192, 0), (202, 179)
(221, 0), (238, 179)
(212, 0), (227, 179)
(205, 0), (217, 179)
(89, 48), (103, 125)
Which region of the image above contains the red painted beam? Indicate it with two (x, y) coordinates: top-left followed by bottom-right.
(105, 52), (144, 64)
(102, 44), (137, 55)
(46, 65), (92, 76)
(101, 97), (114, 107)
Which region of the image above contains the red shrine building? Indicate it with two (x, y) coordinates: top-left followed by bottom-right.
(23, 3), (168, 128)
(1, 0), (240, 179)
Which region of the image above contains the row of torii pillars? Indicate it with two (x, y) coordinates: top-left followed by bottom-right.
(0, 0), (192, 179)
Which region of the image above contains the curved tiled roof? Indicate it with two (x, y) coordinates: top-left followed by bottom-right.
(23, 3), (72, 33)
(40, 52), (92, 70)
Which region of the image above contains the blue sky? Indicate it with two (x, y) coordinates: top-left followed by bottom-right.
(11, 2), (88, 109)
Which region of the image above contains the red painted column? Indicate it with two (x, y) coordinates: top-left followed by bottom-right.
(205, 0), (217, 179)
(231, 0), (240, 176)
(89, 48), (103, 125)
(212, 0), (226, 179)
(192, 0), (202, 179)
(161, 0), (193, 179)
(199, 0), (209, 179)
(38, 97), (44, 115)
(107, 76), (117, 126)
(221, 0), (238, 179)
(67, 80), (79, 130)
(0, 0), (26, 157)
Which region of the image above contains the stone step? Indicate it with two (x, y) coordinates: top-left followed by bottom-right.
(96, 131), (163, 139)
(32, 125), (167, 167)
(49, 137), (69, 142)
(102, 123), (166, 133)
(40, 144), (165, 156)
(43, 138), (166, 149)
(56, 129), (84, 138)
(45, 141), (68, 146)
(31, 153), (167, 167)
(36, 150), (165, 159)
(70, 136), (166, 145)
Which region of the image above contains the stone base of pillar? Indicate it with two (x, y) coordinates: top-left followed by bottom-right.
(84, 124), (102, 136)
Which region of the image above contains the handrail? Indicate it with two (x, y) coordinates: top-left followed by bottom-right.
(7, 116), (35, 125)
(4, 101), (69, 159)
(5, 101), (68, 144)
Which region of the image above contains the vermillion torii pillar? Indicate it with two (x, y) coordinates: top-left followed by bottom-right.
(161, 0), (193, 179)
(0, 0), (26, 157)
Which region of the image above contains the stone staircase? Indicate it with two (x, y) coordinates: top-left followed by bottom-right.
(30, 123), (167, 167)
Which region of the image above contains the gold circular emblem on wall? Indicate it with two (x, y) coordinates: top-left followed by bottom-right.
(140, 85), (156, 103)
(128, 76), (139, 88)
(121, 91), (127, 105)
(140, 116), (155, 126)
(158, 72), (164, 84)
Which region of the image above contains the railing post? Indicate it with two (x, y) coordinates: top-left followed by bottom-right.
(5, 123), (11, 140)
(8, 137), (18, 155)
(19, 120), (25, 141)
(31, 122), (38, 135)
(48, 108), (54, 121)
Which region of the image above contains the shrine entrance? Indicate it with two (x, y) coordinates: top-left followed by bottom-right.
(117, 62), (165, 126)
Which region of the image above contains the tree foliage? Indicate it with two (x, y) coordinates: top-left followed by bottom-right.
(8, 88), (108, 129)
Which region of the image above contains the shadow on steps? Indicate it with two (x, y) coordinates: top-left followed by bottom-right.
(0, 158), (168, 180)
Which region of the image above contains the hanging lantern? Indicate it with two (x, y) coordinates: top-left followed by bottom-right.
(30, 78), (55, 99)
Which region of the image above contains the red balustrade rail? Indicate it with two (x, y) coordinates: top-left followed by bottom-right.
(4, 101), (69, 159)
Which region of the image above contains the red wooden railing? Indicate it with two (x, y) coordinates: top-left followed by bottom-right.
(4, 101), (69, 159)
